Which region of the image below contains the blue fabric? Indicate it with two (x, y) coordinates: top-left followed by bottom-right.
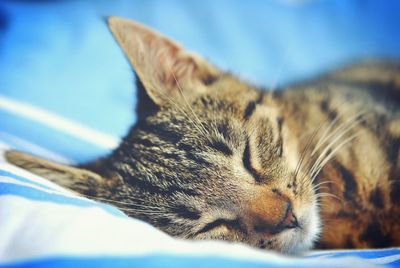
(0, 166), (399, 268)
(0, 255), (272, 268)
(0, 182), (125, 217)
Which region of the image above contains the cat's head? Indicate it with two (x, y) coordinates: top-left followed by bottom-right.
(107, 17), (320, 253)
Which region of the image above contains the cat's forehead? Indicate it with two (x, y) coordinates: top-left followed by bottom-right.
(150, 75), (261, 123)
(143, 73), (280, 152)
(207, 74), (262, 105)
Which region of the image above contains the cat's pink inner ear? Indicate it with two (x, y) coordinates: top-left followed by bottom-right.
(108, 16), (219, 106)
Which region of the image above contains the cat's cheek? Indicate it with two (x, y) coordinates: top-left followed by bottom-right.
(298, 203), (321, 252)
(307, 203), (322, 245)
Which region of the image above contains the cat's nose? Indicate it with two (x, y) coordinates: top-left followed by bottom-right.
(277, 204), (299, 230)
(246, 190), (299, 234)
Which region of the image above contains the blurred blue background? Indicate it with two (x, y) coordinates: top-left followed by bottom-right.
(0, 0), (399, 163)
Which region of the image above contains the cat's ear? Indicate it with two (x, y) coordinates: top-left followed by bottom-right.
(107, 17), (220, 110)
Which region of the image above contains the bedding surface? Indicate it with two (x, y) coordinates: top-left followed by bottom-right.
(0, 149), (399, 268)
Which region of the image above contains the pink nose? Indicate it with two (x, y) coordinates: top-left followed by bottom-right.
(278, 204), (299, 230)
(246, 189), (299, 234)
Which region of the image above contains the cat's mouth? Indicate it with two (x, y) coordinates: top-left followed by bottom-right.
(192, 203), (320, 254)
(272, 203), (321, 254)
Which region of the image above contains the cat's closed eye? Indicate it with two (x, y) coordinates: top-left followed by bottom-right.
(195, 218), (243, 236)
(207, 140), (233, 156)
(243, 139), (263, 183)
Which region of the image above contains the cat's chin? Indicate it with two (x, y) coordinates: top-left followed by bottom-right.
(274, 202), (321, 254)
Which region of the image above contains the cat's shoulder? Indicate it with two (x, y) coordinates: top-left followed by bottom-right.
(324, 59), (400, 88)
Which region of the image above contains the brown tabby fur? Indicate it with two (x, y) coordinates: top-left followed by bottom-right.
(5, 17), (400, 253)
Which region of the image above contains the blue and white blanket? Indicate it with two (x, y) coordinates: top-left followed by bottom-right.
(0, 146), (399, 268)
(1, 1), (400, 267)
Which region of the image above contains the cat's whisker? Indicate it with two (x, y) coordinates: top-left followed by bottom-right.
(313, 180), (335, 189)
(309, 101), (357, 149)
(310, 126), (364, 181)
(314, 185), (330, 192)
(151, 77), (209, 138)
(301, 110), (360, 185)
(101, 202), (168, 212)
(210, 87), (222, 137)
(116, 206), (170, 214)
(316, 204), (333, 211)
(81, 194), (175, 210)
(298, 103), (358, 174)
(294, 124), (320, 184)
(172, 73), (212, 140)
(315, 192), (343, 203)
(117, 208), (165, 214)
(296, 99), (347, 142)
(307, 115), (364, 180)
(315, 191), (341, 198)
(118, 207), (166, 214)
(302, 111), (366, 193)
(296, 102), (348, 192)
(312, 180), (340, 193)
(311, 110), (366, 157)
(310, 131), (364, 185)
(316, 195), (343, 211)
(112, 202), (171, 211)
(316, 202), (336, 211)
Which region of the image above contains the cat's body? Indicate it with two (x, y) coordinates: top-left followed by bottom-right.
(5, 17), (400, 253)
(277, 65), (400, 248)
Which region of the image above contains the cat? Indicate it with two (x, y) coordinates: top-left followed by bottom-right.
(5, 16), (400, 254)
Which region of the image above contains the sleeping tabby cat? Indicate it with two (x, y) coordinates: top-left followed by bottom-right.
(5, 17), (400, 254)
